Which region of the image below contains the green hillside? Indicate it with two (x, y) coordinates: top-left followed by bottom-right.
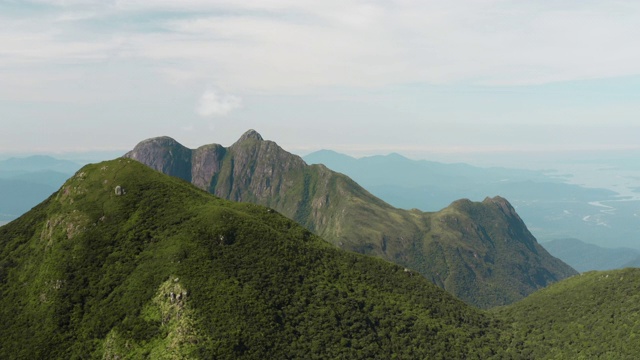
(495, 268), (640, 359)
(0, 159), (505, 359)
(125, 130), (576, 308)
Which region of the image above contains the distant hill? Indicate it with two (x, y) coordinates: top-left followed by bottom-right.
(125, 130), (576, 308)
(303, 150), (569, 210)
(622, 256), (640, 268)
(0, 155), (81, 175)
(541, 238), (640, 272)
(496, 268), (640, 358)
(0, 178), (58, 222)
(0, 159), (504, 358)
(304, 150), (625, 247)
(0, 156), (81, 222)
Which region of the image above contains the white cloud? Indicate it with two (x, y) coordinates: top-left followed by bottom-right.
(197, 88), (242, 117)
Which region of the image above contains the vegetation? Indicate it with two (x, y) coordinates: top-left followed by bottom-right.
(0, 159), (505, 359)
(495, 268), (640, 359)
(2, 159), (639, 358)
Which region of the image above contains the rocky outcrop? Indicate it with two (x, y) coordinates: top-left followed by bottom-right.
(126, 137), (193, 182)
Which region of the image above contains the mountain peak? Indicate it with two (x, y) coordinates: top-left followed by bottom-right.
(237, 129), (264, 142)
(134, 136), (182, 148)
(483, 196), (518, 218)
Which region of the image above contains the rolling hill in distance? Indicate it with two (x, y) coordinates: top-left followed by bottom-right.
(124, 130), (576, 308)
(0, 156), (82, 223)
(303, 149), (640, 271)
(541, 238), (640, 272)
(3, 156), (640, 358)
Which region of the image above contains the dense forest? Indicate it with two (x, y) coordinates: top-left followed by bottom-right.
(0, 159), (637, 359)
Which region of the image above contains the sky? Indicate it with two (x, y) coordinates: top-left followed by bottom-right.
(2, 0), (640, 162)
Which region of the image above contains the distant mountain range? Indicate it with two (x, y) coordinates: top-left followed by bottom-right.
(303, 149), (637, 248)
(0, 156), (81, 222)
(2, 156), (639, 358)
(3, 145), (634, 273)
(541, 238), (640, 272)
(125, 130), (576, 308)
(304, 149), (560, 212)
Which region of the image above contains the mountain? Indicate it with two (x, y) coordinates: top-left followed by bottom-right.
(125, 130), (577, 308)
(304, 150), (625, 247)
(0, 156), (82, 222)
(3, 157), (640, 358)
(0, 159), (504, 358)
(303, 150), (561, 211)
(622, 256), (640, 268)
(0, 155), (81, 175)
(541, 238), (640, 272)
(496, 268), (640, 358)
(0, 178), (58, 222)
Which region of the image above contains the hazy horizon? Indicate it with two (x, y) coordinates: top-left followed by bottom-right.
(2, 1), (640, 157)
(2, 139), (639, 199)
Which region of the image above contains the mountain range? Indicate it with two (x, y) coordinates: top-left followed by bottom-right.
(542, 238), (640, 272)
(303, 149), (629, 248)
(0, 156), (82, 222)
(2, 156), (639, 358)
(124, 130), (576, 308)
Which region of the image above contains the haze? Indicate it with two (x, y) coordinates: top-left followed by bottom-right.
(2, 0), (640, 160)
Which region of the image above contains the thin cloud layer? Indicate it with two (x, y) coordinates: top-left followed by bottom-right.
(2, 1), (640, 153)
(4, 1), (640, 91)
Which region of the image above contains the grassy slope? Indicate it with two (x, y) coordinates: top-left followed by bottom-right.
(0, 159), (505, 359)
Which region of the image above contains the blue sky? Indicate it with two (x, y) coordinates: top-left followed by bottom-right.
(2, 0), (640, 160)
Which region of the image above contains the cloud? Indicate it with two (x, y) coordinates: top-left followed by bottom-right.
(129, 1), (640, 89)
(196, 88), (242, 117)
(5, 1), (640, 92)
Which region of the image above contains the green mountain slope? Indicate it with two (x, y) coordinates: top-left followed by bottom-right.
(0, 159), (505, 359)
(125, 130), (576, 308)
(495, 268), (640, 359)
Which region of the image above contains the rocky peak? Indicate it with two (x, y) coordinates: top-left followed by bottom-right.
(131, 136), (183, 149)
(124, 136), (193, 182)
(236, 129), (264, 143)
(483, 196), (520, 220)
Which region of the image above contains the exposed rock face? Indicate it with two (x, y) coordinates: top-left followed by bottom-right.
(126, 136), (193, 182)
(124, 130), (577, 308)
(125, 130), (308, 210)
